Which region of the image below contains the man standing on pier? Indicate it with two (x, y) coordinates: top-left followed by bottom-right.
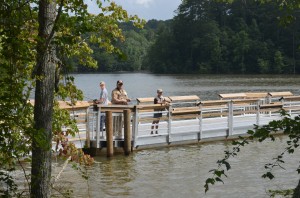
(96, 81), (109, 133)
(111, 80), (130, 105)
(111, 80), (131, 139)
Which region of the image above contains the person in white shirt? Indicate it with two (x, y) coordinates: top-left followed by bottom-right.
(96, 81), (109, 132)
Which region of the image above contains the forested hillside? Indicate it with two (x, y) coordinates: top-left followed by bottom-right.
(74, 20), (169, 72)
(76, 0), (300, 74)
(146, 0), (300, 74)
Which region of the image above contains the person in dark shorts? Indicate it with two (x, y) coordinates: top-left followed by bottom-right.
(151, 89), (168, 134)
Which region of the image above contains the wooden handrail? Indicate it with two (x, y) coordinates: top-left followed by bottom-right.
(29, 100), (91, 110)
(259, 103), (283, 109)
(58, 101), (90, 109)
(280, 96), (300, 101)
(136, 104), (169, 110)
(173, 107), (200, 111)
(219, 93), (247, 99)
(268, 91), (293, 97)
(136, 97), (155, 103)
(172, 109), (201, 115)
(168, 95), (200, 101)
(231, 99), (260, 104)
(245, 92), (268, 98)
(198, 100), (230, 106)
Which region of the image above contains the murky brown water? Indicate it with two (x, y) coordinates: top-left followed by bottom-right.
(68, 74), (300, 197)
(74, 73), (300, 101)
(55, 137), (300, 198)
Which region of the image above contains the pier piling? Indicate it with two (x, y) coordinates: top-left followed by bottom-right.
(123, 109), (131, 155)
(106, 111), (114, 157)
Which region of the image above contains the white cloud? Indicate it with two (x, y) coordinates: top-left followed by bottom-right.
(86, 0), (181, 20)
(134, 0), (154, 7)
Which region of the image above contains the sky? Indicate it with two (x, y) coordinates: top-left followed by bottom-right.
(87, 0), (182, 21)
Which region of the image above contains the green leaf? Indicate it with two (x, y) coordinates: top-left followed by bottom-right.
(262, 172), (274, 180)
(215, 177), (224, 184)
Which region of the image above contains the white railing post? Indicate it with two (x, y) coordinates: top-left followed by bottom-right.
(96, 106), (101, 148)
(167, 104), (172, 144)
(198, 103), (202, 141)
(85, 107), (90, 148)
(256, 102), (260, 126)
(132, 106), (139, 148)
(91, 110), (95, 140)
(227, 101), (233, 137)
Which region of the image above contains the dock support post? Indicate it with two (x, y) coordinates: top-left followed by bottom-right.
(96, 106), (101, 148)
(85, 108), (90, 148)
(123, 109), (131, 155)
(227, 101), (233, 137)
(106, 111), (113, 157)
(167, 104), (172, 144)
(132, 106), (139, 149)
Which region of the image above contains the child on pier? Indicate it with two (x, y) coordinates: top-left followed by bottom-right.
(151, 89), (168, 134)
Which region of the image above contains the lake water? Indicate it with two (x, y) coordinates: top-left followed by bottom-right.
(74, 73), (300, 101)
(66, 73), (300, 197)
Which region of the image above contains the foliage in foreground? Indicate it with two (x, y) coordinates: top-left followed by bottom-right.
(0, 0), (144, 196)
(205, 110), (300, 197)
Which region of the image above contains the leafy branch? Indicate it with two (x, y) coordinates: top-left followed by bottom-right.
(205, 110), (300, 194)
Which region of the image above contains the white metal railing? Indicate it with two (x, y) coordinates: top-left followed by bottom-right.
(84, 98), (300, 149)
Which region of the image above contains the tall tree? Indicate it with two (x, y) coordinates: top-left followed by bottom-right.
(31, 0), (56, 196)
(0, 0), (144, 196)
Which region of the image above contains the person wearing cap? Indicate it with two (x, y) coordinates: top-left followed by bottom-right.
(97, 81), (109, 105)
(111, 80), (131, 105)
(95, 81), (109, 133)
(111, 80), (131, 139)
(151, 89), (168, 134)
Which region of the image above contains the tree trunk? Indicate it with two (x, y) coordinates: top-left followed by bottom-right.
(31, 0), (56, 197)
(293, 179), (300, 198)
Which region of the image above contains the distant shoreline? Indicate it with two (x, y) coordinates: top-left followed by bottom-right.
(70, 71), (300, 76)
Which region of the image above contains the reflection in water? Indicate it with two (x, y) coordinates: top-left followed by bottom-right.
(88, 156), (135, 197)
(80, 137), (300, 198)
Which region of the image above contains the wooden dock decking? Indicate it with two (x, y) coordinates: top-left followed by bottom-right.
(57, 91), (300, 156)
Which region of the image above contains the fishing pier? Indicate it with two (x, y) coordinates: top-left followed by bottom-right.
(62, 91), (300, 157)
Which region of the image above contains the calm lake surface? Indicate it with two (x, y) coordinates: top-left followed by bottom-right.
(68, 73), (300, 197)
(73, 73), (300, 101)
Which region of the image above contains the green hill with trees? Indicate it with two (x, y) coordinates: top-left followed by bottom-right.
(76, 0), (300, 74)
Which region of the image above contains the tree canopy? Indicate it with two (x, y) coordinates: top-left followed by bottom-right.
(145, 0), (300, 74)
(0, 0), (144, 197)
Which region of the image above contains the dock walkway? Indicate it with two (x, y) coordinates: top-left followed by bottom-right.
(62, 91), (300, 155)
